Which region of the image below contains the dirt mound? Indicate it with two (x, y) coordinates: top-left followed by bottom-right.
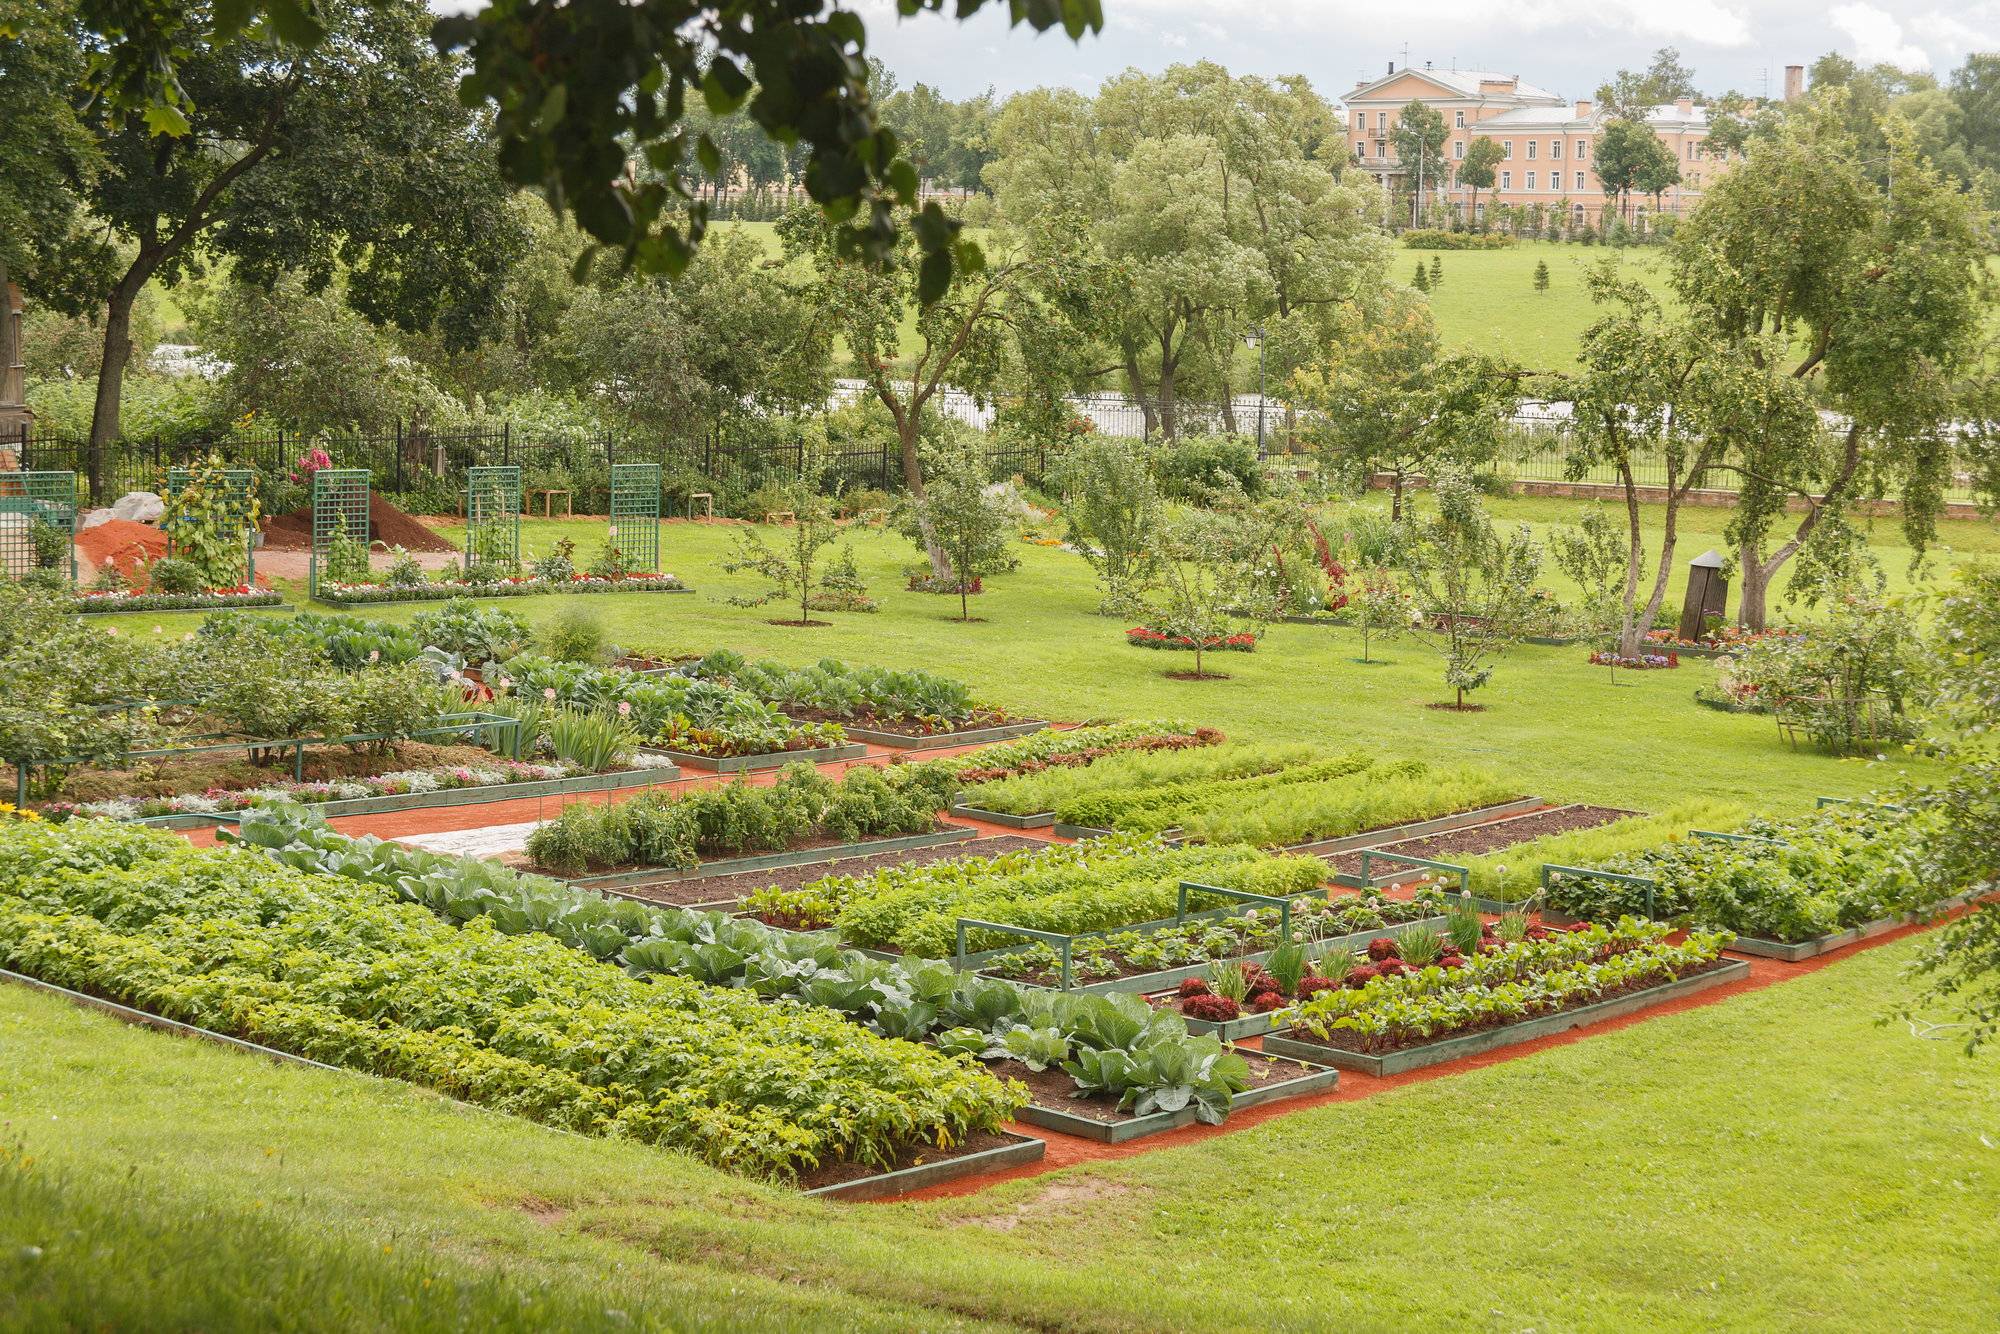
(261, 494), (457, 553)
(76, 519), (169, 584)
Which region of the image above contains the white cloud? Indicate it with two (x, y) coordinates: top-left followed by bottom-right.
(1829, 3), (1931, 68)
(1911, 5), (2000, 60)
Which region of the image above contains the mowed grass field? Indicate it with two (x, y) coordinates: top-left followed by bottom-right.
(1401, 240), (1675, 373)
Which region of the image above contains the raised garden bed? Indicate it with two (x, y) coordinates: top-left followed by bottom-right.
(1003, 1050), (1339, 1144)
(841, 719), (1049, 750)
(71, 587), (286, 614)
(1545, 886), (1991, 961)
(604, 834), (1053, 913)
(1328, 803), (1639, 891)
(1262, 957), (1750, 1076)
(561, 825), (980, 892)
(316, 577), (692, 605)
(641, 741), (868, 773)
(947, 802), (1056, 829)
(1284, 797), (1547, 859)
(802, 1130), (1045, 1201)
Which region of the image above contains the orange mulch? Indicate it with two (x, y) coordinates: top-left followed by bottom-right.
(75, 519), (169, 584)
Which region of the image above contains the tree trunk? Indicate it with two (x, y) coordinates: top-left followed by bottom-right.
(1389, 467), (1405, 521)
(1738, 426), (1863, 632)
(88, 277), (144, 505)
(1737, 537), (1770, 632)
(1157, 327), (1180, 441)
(895, 410), (951, 580)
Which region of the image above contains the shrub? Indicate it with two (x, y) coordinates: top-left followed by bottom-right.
(1401, 229), (1514, 250)
(540, 604), (607, 664)
(144, 557), (202, 594)
(1157, 436), (1263, 503)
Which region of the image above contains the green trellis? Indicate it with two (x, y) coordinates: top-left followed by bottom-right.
(165, 466), (258, 586)
(609, 463), (661, 574)
(464, 465), (521, 576)
(1, 470), (79, 584)
(309, 468), (371, 601)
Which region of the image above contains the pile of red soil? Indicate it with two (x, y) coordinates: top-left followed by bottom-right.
(260, 494), (456, 553)
(75, 519), (169, 583)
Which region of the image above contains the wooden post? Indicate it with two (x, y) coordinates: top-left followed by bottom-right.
(0, 276), (29, 435)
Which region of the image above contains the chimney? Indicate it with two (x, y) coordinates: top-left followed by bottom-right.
(1784, 64), (1804, 101)
(1675, 97), (1693, 116)
(1575, 99), (1593, 118)
(1388, 60), (1395, 75)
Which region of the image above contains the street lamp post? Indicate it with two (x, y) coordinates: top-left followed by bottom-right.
(1244, 324), (1266, 459)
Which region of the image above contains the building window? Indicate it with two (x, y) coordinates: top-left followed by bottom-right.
(1501, 170), (1512, 190)
(1577, 138), (1589, 160)
(1356, 141), (1366, 158)
(1526, 140), (1537, 159)
(1454, 109), (1465, 127)
(1551, 139), (1562, 159)
(1526, 171), (1536, 190)
(1376, 111), (1386, 131)
(1503, 140), (1514, 158)
(1575, 171), (1585, 190)
(1453, 139), (1465, 159)
(1685, 141), (1694, 160)
(1375, 139), (1386, 158)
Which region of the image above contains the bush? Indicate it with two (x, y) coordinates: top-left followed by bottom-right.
(143, 557), (202, 594)
(1157, 436), (1263, 503)
(540, 604), (606, 663)
(1402, 230), (1514, 250)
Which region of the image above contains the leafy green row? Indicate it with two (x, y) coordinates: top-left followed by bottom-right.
(1062, 753), (1379, 833)
(1287, 919), (1732, 1049)
(689, 651), (979, 725)
(948, 720), (1221, 783)
(0, 817), (1016, 1181)
(958, 741), (1323, 817)
(1453, 799), (1749, 902)
(1173, 760), (1525, 848)
(522, 762), (956, 875)
(1546, 803), (1949, 942)
(223, 806), (1257, 1126)
(747, 834), (1328, 959)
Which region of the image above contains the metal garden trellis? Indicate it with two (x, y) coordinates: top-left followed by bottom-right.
(164, 466), (259, 586)
(609, 462), (661, 574)
(0, 470), (79, 584)
(464, 465), (522, 576)
(309, 468), (371, 601)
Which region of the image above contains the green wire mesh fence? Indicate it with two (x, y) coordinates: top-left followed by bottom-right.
(464, 466), (521, 576)
(609, 463), (661, 574)
(309, 469), (371, 600)
(0, 470), (79, 585)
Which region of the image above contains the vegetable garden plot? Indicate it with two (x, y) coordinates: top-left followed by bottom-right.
(1324, 804), (1641, 896)
(1259, 918), (1745, 1076)
(681, 651), (1043, 746)
(220, 806), (1290, 1142)
(0, 816), (1020, 1189)
(946, 722), (1226, 825)
(1536, 803), (1964, 957)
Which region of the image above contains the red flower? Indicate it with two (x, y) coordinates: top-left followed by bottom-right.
(1176, 978), (1210, 998)
(1366, 937), (1400, 961)
(1181, 994), (1241, 1022)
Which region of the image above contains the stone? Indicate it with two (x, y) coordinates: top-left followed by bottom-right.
(110, 491), (164, 523)
(79, 508), (116, 530)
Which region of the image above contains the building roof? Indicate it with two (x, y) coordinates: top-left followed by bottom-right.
(1343, 66), (1564, 105)
(1470, 102), (1713, 133)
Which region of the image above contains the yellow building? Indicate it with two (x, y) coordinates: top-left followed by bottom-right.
(1342, 61), (1801, 227)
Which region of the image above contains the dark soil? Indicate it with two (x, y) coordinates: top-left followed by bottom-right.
(617, 834), (1051, 911)
(22, 741), (499, 805)
(260, 495), (457, 553)
(1165, 670), (1231, 681)
(794, 1129), (1021, 1191)
(1323, 804), (1639, 880)
(1284, 799), (1531, 853)
(1425, 702), (1487, 712)
(1277, 956), (1736, 1056)
(991, 1049), (1315, 1124)
(767, 619), (833, 628)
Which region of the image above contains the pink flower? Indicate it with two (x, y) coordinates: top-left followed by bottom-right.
(368, 650), (380, 663)
(617, 701), (631, 717)
(543, 688), (557, 702)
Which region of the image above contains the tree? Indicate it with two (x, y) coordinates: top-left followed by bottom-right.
(1388, 99), (1448, 228)
(901, 435), (1015, 621)
(1391, 476), (1543, 709)
(35, 0), (527, 500)
(781, 202), (1075, 577)
(1428, 255), (1442, 287)
(1292, 291), (1516, 518)
(1595, 47), (1701, 117)
(1593, 118), (1676, 220)
(1670, 100), (1989, 629)
(1550, 506), (1632, 656)
(1347, 561), (1412, 665)
(1413, 262), (1430, 292)
(722, 484), (839, 627)
(1533, 261), (1550, 292)
(1898, 565), (2000, 1051)
(1134, 508), (1259, 680)
(1458, 137), (1505, 225)
(1051, 435), (1164, 616)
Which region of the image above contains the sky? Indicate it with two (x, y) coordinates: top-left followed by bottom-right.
(842, 0), (1996, 102)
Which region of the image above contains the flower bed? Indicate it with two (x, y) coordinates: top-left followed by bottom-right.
(1125, 626), (1257, 653)
(316, 573), (688, 604)
(0, 816), (1019, 1184)
(1261, 917), (1740, 1074)
(70, 585), (284, 614)
(1587, 650), (1679, 669)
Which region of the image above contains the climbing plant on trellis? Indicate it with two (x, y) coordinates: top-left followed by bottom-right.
(609, 463), (661, 574)
(164, 464), (258, 587)
(464, 465), (521, 577)
(0, 470), (79, 584)
(309, 468), (371, 601)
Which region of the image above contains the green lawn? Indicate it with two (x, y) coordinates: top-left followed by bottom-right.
(5, 927), (1994, 1331)
(1402, 240), (1675, 374)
